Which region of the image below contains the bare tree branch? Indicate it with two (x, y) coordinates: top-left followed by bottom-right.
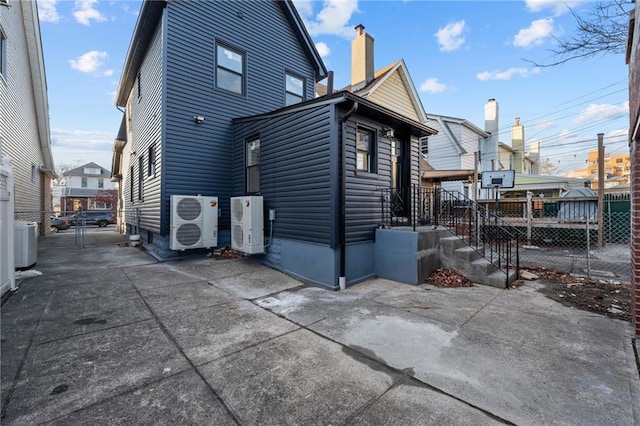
(526, 0), (633, 68)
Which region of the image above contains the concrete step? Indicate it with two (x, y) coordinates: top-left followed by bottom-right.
(469, 258), (499, 277)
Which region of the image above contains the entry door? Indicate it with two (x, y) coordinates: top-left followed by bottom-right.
(391, 138), (410, 219)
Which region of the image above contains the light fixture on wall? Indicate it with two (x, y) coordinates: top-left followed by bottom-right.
(194, 115), (205, 124)
(383, 127), (395, 138)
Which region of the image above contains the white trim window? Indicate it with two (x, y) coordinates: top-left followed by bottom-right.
(356, 128), (377, 173)
(285, 72), (304, 106)
(246, 136), (260, 193)
(216, 43), (245, 95)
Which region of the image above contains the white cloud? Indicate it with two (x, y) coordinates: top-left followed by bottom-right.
(103, 69), (114, 77)
(292, 0), (314, 18)
(68, 51), (108, 73)
(573, 102), (629, 125)
(38, 0), (61, 23)
(419, 78), (448, 94)
(435, 20), (466, 52)
(525, 0), (585, 16)
(315, 42), (330, 58)
(531, 120), (556, 131)
(302, 0), (359, 38)
(476, 67), (541, 81)
(73, 0), (107, 26)
(513, 18), (554, 48)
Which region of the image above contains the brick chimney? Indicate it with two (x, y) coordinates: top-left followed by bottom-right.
(351, 24), (374, 89)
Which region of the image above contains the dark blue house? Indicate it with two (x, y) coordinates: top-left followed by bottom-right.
(112, 0), (437, 289)
(111, 0), (326, 258)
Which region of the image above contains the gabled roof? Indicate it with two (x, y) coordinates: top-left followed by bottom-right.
(347, 60), (427, 123)
(425, 113), (489, 155)
(116, 0), (327, 107)
(21, 1), (56, 178)
(111, 116), (127, 180)
(234, 90), (438, 138)
(64, 162), (111, 178)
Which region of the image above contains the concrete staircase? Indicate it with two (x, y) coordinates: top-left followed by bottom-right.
(439, 236), (517, 288)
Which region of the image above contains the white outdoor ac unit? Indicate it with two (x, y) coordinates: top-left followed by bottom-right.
(230, 196), (264, 254)
(170, 195), (218, 250)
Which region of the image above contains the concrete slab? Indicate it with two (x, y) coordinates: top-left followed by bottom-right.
(48, 370), (237, 425)
(1, 348), (25, 405)
(209, 267), (304, 300)
(1, 304), (43, 351)
(17, 268), (131, 290)
(36, 246), (155, 275)
(46, 278), (138, 303)
(33, 291), (152, 343)
(140, 281), (237, 317)
(2, 320), (190, 425)
(123, 263), (207, 290)
(307, 302), (638, 426)
(178, 256), (268, 280)
(349, 381), (502, 425)
(198, 328), (399, 425)
(160, 300), (299, 366)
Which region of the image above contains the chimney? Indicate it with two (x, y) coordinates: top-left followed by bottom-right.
(351, 24), (374, 89)
(511, 117), (524, 173)
(482, 98), (499, 175)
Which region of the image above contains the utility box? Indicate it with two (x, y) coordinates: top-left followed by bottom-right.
(15, 221), (38, 268)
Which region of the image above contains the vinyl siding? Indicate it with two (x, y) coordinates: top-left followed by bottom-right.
(232, 104), (335, 245)
(0, 3), (45, 212)
(424, 118), (462, 171)
(162, 0), (316, 233)
(123, 15), (164, 233)
(366, 71), (420, 122)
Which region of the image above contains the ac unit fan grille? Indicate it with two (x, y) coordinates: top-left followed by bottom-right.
(231, 200), (244, 223)
(176, 198), (202, 221)
(176, 223), (202, 246)
(232, 224), (243, 248)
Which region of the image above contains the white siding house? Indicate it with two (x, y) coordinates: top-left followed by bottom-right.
(0, 0), (56, 227)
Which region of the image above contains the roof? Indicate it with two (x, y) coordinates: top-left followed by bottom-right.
(111, 116), (127, 180)
(21, 1), (56, 178)
(62, 188), (103, 197)
(346, 60), (427, 123)
(500, 173), (589, 192)
(421, 169), (478, 182)
(116, 0), (327, 107)
(64, 162), (111, 177)
(426, 113), (489, 138)
(233, 90), (438, 138)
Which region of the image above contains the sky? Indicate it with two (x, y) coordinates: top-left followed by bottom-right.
(38, 0), (631, 176)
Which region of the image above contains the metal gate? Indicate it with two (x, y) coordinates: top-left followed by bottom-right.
(14, 210), (130, 249)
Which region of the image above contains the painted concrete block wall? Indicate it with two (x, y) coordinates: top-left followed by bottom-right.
(373, 228), (419, 284)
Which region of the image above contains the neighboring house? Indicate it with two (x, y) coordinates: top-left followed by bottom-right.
(0, 0), (56, 230)
(232, 91), (435, 288)
(61, 162), (116, 213)
(585, 150), (631, 187)
(499, 174), (590, 198)
(625, 3), (639, 337)
(112, 0), (327, 259)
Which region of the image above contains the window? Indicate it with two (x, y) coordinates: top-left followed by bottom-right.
(216, 43), (245, 95)
(285, 73), (304, 105)
(420, 137), (429, 155)
(148, 145), (156, 176)
(31, 164), (36, 182)
(246, 137), (260, 193)
(0, 29), (6, 78)
(616, 158), (623, 163)
(137, 71), (142, 100)
(130, 167), (134, 202)
(616, 167), (623, 173)
(138, 156), (144, 200)
(81, 177), (88, 188)
(356, 128), (376, 173)
(98, 178), (104, 188)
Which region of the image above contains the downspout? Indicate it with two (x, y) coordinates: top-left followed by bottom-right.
(339, 101), (358, 290)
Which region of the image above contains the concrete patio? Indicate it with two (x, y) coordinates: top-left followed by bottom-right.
(1, 245), (638, 425)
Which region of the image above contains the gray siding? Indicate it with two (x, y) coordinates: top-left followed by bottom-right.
(162, 0), (317, 233)
(0, 3), (45, 212)
(232, 104), (335, 245)
(123, 14), (164, 233)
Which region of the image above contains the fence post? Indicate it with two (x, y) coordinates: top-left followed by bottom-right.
(526, 191), (532, 246)
(586, 214), (591, 280)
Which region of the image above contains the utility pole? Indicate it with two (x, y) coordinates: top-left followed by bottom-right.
(597, 133), (604, 249)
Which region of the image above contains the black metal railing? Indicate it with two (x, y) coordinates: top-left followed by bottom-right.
(380, 186), (524, 288)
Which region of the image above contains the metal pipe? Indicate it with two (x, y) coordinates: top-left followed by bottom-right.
(339, 101), (358, 290)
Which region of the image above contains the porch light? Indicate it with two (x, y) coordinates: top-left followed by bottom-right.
(383, 127), (395, 138)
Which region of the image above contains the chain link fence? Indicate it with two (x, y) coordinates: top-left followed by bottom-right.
(14, 210), (130, 249)
(477, 194), (631, 283)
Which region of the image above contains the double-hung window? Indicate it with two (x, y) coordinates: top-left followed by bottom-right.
(216, 43), (245, 95)
(148, 145), (156, 177)
(285, 73), (304, 105)
(98, 178), (104, 189)
(0, 29), (6, 78)
(138, 156), (144, 200)
(246, 137), (260, 193)
(356, 128), (377, 173)
(81, 177), (88, 188)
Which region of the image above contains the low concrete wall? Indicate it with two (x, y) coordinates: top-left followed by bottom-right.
(374, 227), (450, 285)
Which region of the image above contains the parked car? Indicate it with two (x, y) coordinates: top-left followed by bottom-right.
(63, 211), (116, 227)
(50, 216), (71, 232)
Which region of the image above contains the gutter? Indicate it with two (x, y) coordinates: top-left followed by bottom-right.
(339, 101), (358, 291)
